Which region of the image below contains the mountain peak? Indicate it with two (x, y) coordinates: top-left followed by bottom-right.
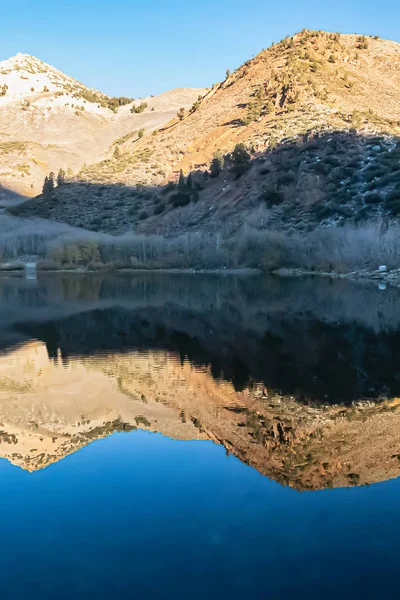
(1, 52), (51, 71)
(10, 52), (32, 60)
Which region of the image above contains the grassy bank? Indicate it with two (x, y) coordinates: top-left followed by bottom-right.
(1, 212), (399, 275)
(36, 222), (400, 274)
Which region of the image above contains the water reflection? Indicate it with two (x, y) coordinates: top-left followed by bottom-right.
(1, 272), (400, 490)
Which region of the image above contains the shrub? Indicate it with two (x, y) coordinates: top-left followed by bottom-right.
(115, 96), (134, 106)
(277, 172), (296, 186)
(351, 110), (363, 128)
(387, 200), (400, 215)
(210, 152), (224, 178)
(262, 186), (284, 208)
(153, 203), (164, 215)
(242, 86), (267, 125)
(229, 143), (251, 178)
(131, 102), (148, 113)
(162, 181), (176, 194)
(313, 162), (330, 175)
(78, 240), (101, 264)
(386, 189), (400, 203)
(190, 100), (201, 113)
(138, 210), (149, 220)
(170, 191), (191, 207)
(357, 36), (369, 49)
(364, 165), (388, 182)
(364, 192), (383, 204)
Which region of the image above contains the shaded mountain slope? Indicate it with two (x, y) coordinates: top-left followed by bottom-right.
(11, 130), (400, 236)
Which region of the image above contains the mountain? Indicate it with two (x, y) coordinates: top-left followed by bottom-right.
(10, 30), (400, 237)
(0, 53), (207, 199)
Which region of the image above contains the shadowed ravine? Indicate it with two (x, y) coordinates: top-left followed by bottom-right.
(1, 272), (400, 490)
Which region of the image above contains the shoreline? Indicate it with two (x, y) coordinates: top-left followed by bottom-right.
(0, 265), (262, 276)
(272, 267), (400, 285)
(2, 263), (400, 285)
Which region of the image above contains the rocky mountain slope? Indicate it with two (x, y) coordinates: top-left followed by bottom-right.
(83, 30), (400, 186)
(10, 30), (400, 236)
(0, 53), (206, 198)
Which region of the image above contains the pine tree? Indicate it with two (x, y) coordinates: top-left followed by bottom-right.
(230, 144), (250, 178)
(186, 173), (193, 188)
(42, 172), (55, 195)
(177, 107), (185, 121)
(178, 170), (186, 189)
(48, 172), (55, 191)
(57, 168), (66, 186)
(42, 176), (49, 195)
(210, 152), (224, 178)
(114, 145), (121, 159)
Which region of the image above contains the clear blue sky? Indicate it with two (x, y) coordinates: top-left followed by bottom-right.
(1, 0), (399, 98)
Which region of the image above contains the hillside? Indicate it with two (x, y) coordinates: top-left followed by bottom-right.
(10, 30), (400, 239)
(0, 53), (206, 198)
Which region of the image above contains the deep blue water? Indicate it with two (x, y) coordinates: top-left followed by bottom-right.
(1, 273), (400, 599)
(0, 430), (399, 599)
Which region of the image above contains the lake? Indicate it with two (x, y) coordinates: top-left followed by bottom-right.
(0, 272), (400, 598)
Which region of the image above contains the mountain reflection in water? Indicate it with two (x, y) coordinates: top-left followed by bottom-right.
(1, 272), (400, 490)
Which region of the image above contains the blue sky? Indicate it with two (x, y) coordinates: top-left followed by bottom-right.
(1, 0), (398, 98)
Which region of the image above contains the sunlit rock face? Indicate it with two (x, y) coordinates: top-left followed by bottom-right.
(1, 337), (400, 491)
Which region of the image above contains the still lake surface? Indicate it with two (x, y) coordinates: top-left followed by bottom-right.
(1, 273), (400, 598)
